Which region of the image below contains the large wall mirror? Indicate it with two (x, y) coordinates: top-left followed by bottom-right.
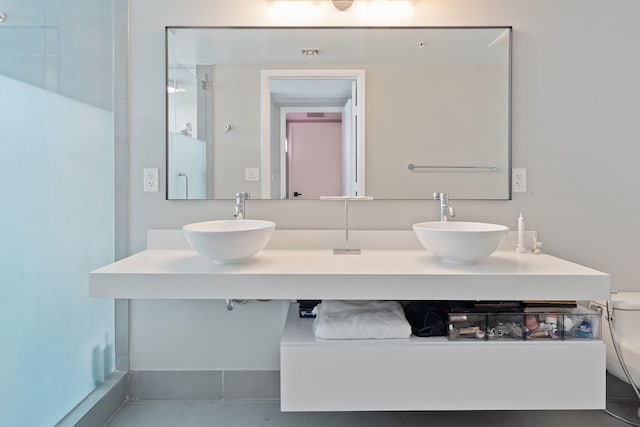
(166, 27), (512, 200)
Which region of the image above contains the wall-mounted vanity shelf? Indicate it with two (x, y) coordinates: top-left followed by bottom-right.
(90, 230), (610, 411)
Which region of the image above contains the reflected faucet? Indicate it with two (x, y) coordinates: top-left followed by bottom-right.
(433, 192), (456, 222)
(234, 192), (249, 220)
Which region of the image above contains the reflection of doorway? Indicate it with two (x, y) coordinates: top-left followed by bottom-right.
(261, 70), (365, 199)
(287, 113), (343, 199)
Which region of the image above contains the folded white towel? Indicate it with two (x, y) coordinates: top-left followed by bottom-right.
(312, 300), (411, 340)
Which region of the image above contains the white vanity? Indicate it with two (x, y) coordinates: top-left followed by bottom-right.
(90, 230), (610, 411)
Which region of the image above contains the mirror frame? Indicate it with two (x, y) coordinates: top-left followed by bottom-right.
(165, 26), (513, 201)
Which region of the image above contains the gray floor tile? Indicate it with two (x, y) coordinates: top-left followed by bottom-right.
(491, 409), (630, 427)
(307, 411), (404, 427)
(402, 410), (499, 427)
(214, 400), (306, 427)
(606, 400), (640, 424)
(607, 372), (640, 400)
(104, 399), (640, 427)
(104, 400), (220, 427)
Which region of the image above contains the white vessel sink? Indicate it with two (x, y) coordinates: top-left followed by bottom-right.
(183, 219), (275, 263)
(413, 221), (509, 264)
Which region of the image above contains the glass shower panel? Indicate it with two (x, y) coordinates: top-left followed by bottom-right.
(0, 1), (115, 425)
(167, 52), (208, 199)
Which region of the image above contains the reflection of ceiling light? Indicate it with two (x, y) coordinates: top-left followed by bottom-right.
(299, 48), (321, 57)
(167, 86), (186, 93)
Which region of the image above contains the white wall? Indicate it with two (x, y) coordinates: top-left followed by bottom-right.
(179, 61), (508, 199)
(212, 65), (263, 198)
(366, 63), (508, 199)
(129, 0), (640, 370)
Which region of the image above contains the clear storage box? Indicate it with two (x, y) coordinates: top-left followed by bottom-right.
(487, 313), (525, 341)
(447, 313), (487, 340)
(563, 306), (601, 340)
(447, 305), (601, 341)
(523, 311), (563, 340)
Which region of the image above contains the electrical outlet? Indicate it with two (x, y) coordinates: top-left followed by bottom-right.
(143, 168), (159, 192)
(512, 168), (527, 192)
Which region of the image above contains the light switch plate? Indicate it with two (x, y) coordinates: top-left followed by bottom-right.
(245, 168), (260, 181)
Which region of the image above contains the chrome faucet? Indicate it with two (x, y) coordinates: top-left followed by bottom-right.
(433, 192), (455, 221)
(234, 192), (249, 220)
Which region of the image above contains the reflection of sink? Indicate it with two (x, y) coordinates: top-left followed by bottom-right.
(413, 221), (509, 264)
(183, 219), (276, 263)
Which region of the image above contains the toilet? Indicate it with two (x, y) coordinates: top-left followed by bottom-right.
(595, 292), (640, 387)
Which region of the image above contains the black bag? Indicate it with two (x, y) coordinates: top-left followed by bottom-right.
(403, 301), (474, 337)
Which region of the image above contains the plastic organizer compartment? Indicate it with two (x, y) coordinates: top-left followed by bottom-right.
(523, 311), (564, 341)
(447, 313), (487, 340)
(563, 307), (601, 340)
(448, 306), (601, 341)
(487, 313), (525, 341)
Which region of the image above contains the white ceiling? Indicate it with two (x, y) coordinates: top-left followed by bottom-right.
(270, 78), (353, 104)
(169, 27), (510, 67)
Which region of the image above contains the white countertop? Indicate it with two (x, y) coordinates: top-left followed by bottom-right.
(90, 247), (610, 300)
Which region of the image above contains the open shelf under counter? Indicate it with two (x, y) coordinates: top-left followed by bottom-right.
(280, 304), (606, 412)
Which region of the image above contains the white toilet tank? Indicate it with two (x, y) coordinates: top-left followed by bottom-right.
(601, 292), (640, 385)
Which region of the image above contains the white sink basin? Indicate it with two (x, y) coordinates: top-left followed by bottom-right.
(183, 219), (275, 263)
(413, 221), (509, 264)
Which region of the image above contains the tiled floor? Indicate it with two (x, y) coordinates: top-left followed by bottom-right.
(104, 375), (639, 427)
(103, 399), (639, 427)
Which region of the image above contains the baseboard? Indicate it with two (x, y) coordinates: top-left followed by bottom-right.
(223, 370), (280, 399)
(56, 371), (128, 427)
(128, 370), (280, 400)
